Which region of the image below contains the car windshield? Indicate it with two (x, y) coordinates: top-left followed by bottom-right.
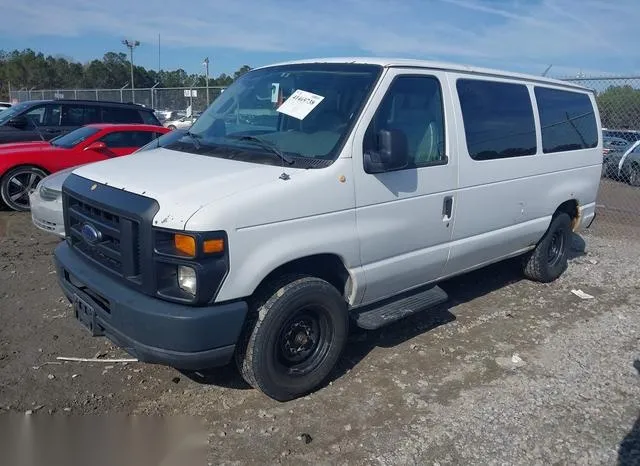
(168, 63), (382, 167)
(135, 129), (185, 153)
(0, 102), (31, 125)
(50, 126), (100, 148)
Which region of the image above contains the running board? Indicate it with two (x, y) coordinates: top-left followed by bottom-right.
(352, 285), (449, 330)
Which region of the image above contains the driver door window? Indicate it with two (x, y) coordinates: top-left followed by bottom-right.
(364, 75), (446, 169)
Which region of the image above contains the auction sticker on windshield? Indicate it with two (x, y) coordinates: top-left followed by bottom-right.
(276, 89), (324, 120)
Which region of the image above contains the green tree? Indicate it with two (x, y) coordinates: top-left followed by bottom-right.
(0, 48), (250, 101)
(596, 85), (640, 130)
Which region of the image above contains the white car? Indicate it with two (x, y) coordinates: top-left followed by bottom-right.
(53, 58), (602, 401)
(0, 102), (11, 111)
(31, 129), (187, 237)
(30, 166), (75, 238)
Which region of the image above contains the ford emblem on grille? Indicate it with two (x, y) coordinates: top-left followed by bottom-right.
(81, 223), (102, 244)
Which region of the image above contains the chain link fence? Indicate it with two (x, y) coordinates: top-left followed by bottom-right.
(7, 77), (640, 237)
(9, 86), (226, 114)
(561, 76), (640, 237)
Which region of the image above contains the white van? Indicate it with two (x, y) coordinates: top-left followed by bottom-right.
(54, 58), (601, 401)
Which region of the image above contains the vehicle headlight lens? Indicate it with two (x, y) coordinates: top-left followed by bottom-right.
(39, 184), (61, 201)
(177, 266), (197, 296)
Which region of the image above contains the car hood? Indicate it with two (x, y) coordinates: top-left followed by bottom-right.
(40, 165), (82, 191)
(0, 141), (52, 154)
(69, 147), (304, 230)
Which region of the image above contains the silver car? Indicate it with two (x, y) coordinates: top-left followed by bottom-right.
(163, 115), (198, 130)
(617, 140), (640, 186)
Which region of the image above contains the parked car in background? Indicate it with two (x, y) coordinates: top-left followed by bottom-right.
(603, 129), (640, 144)
(602, 136), (630, 177)
(163, 114), (198, 130)
(30, 129), (185, 237)
(0, 99), (162, 144)
(1, 123), (170, 211)
(616, 140), (640, 186)
(0, 102), (11, 111)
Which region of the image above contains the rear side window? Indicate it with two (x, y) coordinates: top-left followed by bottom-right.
(534, 87), (598, 153)
(140, 110), (161, 125)
(100, 131), (155, 148)
(457, 79), (537, 160)
(102, 107), (143, 124)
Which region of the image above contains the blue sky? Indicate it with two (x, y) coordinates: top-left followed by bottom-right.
(1, 0), (638, 78)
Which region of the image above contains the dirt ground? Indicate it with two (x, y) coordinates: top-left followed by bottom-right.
(1, 181), (639, 465)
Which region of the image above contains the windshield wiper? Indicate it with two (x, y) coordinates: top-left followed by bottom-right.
(183, 130), (202, 149)
(227, 135), (294, 165)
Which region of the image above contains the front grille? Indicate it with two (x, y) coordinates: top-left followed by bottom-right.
(67, 195), (140, 280)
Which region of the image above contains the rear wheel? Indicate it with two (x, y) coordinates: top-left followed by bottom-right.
(235, 275), (348, 401)
(523, 212), (572, 283)
(0, 166), (47, 212)
(167, 125), (177, 130)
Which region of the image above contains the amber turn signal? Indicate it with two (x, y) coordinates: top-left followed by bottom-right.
(174, 234), (196, 257)
(203, 238), (225, 254)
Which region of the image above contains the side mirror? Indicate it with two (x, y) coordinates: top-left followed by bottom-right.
(8, 115), (29, 129)
(84, 141), (107, 151)
(363, 129), (409, 174)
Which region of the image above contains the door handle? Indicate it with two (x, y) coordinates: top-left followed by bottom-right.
(442, 196), (454, 222)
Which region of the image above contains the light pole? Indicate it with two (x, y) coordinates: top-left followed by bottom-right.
(203, 57), (210, 105)
(122, 39), (140, 103)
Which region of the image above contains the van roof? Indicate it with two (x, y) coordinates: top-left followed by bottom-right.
(259, 57), (592, 92)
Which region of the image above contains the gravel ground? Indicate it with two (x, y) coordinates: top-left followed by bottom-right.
(0, 206), (639, 465)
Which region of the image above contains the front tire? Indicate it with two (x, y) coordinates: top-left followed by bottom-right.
(523, 212), (572, 283)
(0, 166), (47, 212)
(235, 275), (348, 401)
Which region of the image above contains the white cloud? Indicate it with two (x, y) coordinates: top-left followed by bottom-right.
(2, 0), (639, 74)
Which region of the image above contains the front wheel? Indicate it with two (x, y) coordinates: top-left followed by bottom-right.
(1, 166), (47, 212)
(235, 275), (348, 401)
(628, 163), (640, 187)
(523, 212), (572, 283)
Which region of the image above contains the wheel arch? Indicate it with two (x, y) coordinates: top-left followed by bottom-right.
(252, 254), (352, 302)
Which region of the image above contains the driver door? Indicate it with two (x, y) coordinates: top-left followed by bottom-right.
(352, 69), (458, 305)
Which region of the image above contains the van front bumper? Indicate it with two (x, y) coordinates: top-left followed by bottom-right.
(54, 242), (248, 370)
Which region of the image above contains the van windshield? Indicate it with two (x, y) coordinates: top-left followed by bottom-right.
(169, 63), (382, 167)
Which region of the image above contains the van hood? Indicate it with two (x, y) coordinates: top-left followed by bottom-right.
(70, 147), (302, 229)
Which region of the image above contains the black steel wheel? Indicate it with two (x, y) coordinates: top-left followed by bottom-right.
(523, 212), (572, 283)
(236, 275), (348, 401)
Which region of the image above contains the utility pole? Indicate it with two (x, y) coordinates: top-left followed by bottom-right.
(203, 57), (210, 105)
(122, 39), (140, 103)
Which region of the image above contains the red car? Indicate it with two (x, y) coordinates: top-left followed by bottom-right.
(0, 124), (170, 211)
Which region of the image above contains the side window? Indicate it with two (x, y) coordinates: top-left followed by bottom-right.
(140, 110), (160, 125)
(61, 105), (85, 126)
(25, 104), (61, 127)
(365, 75), (446, 168)
(84, 106), (101, 124)
(100, 131), (154, 148)
(534, 87), (598, 153)
(102, 107), (143, 124)
(457, 79), (536, 160)
(24, 106), (46, 126)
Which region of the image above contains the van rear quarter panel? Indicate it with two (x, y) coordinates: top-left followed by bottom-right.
(443, 74), (601, 276)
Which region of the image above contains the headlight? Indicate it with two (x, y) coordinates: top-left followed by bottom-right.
(39, 184), (61, 201)
(177, 266), (197, 295)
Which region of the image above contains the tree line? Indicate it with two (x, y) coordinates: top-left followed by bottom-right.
(0, 49), (252, 100)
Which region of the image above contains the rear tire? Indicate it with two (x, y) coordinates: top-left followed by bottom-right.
(0, 166), (47, 212)
(523, 212), (572, 283)
(235, 275), (348, 401)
